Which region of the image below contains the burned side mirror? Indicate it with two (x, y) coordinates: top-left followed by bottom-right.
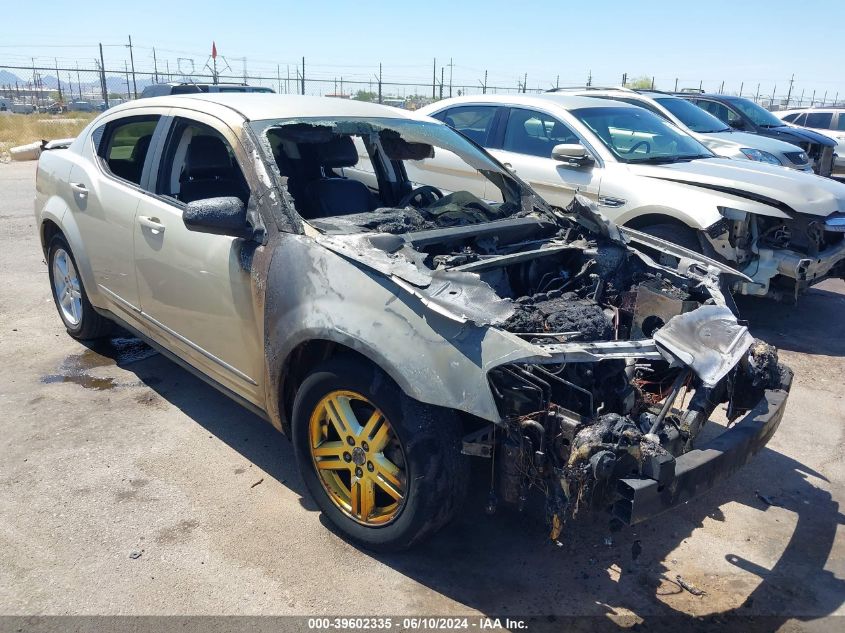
(183, 196), (254, 240)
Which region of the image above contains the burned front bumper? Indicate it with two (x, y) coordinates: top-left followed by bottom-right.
(613, 367), (793, 525)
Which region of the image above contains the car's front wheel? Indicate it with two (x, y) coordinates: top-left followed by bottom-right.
(47, 234), (112, 340)
(291, 356), (468, 551)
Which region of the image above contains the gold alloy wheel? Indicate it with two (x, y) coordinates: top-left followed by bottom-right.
(308, 390), (407, 526)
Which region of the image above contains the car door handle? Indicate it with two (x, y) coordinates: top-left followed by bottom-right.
(138, 216), (165, 233)
(69, 182), (87, 197)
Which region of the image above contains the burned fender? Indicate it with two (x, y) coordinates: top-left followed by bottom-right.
(262, 233), (539, 430)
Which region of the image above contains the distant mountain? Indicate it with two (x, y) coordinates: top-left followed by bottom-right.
(0, 69), (24, 86)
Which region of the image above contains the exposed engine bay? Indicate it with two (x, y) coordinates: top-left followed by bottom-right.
(312, 195), (787, 540)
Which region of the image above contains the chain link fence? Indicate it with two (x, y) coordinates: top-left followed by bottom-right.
(3, 62), (842, 113)
(2, 61), (843, 160)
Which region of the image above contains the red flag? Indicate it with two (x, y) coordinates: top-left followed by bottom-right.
(211, 42), (217, 59)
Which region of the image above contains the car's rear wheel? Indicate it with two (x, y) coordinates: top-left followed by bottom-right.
(47, 234), (112, 340)
(291, 356), (468, 551)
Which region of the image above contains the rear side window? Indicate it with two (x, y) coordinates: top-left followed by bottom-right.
(439, 105), (498, 146)
(97, 116), (160, 185)
(805, 112), (833, 129)
(156, 118), (249, 205)
(782, 113), (799, 122)
(171, 85), (202, 94)
(836, 115), (845, 132)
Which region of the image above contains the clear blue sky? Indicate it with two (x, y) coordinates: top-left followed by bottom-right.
(2, 0), (844, 100)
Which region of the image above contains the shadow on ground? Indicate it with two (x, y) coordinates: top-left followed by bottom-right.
(736, 285), (845, 356)
(67, 284), (845, 631)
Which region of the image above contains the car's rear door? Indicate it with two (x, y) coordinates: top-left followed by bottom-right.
(486, 107), (601, 208)
(68, 111), (166, 316)
(133, 110), (264, 403)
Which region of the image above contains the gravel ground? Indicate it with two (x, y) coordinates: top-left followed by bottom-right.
(0, 161), (843, 630)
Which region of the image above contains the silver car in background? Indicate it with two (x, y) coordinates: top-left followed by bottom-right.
(557, 88), (812, 172)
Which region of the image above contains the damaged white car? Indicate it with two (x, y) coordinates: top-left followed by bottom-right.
(418, 95), (845, 301)
(36, 94), (791, 550)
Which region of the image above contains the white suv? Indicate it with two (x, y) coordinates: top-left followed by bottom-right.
(411, 94), (845, 300)
(561, 88), (811, 172)
(775, 107), (845, 178)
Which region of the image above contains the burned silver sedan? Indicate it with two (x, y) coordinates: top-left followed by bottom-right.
(35, 94), (791, 550)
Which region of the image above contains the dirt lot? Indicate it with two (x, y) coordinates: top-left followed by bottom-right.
(0, 160), (843, 630)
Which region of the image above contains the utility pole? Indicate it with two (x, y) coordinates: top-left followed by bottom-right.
(822, 90), (827, 106)
(277, 65), (281, 93)
(301, 56), (305, 95)
(98, 43), (109, 108)
(124, 61), (131, 100)
(771, 84), (777, 106)
(76, 63), (82, 99)
(810, 89), (816, 106)
(67, 73), (72, 104)
(448, 58), (454, 98)
(432, 58), (436, 99)
(243, 58), (248, 84)
(651, 76), (655, 90)
(439, 67), (444, 99)
(522, 72), (527, 93)
(31, 57), (37, 105)
(621, 72), (627, 87)
(739, 82), (744, 97)
(719, 80), (724, 94)
(785, 73), (794, 108)
(674, 77), (678, 92)
(479, 70), (487, 95)
(587, 69), (592, 86)
(755, 83), (760, 103)
(153, 48), (159, 83)
(54, 58), (63, 103)
(378, 63), (382, 104)
(799, 89), (804, 106)
(127, 35), (137, 98)
(555, 74), (560, 89)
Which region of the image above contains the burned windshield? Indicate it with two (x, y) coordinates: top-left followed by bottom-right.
(251, 116), (540, 234)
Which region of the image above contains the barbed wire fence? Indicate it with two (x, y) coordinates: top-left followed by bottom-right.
(2, 47), (843, 113)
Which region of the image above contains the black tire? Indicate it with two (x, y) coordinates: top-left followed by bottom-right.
(291, 355), (469, 551)
(640, 222), (702, 253)
(47, 234), (113, 340)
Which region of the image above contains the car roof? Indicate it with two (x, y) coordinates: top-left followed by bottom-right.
(105, 93), (423, 123)
(426, 93), (639, 112)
